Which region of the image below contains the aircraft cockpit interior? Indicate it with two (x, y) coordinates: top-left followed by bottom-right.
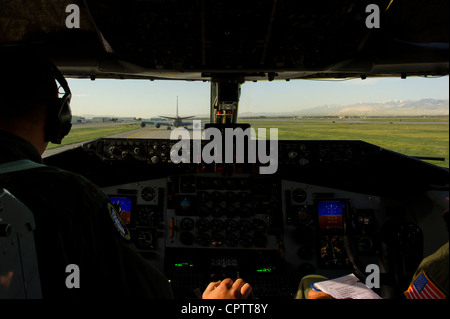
(43, 127), (448, 299)
(0, 0), (448, 303)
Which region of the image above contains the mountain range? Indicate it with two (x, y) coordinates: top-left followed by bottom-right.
(238, 99), (449, 117)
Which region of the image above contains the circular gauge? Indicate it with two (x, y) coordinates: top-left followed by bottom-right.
(180, 218), (194, 231)
(292, 188), (307, 203)
(180, 232), (194, 245)
(141, 186), (156, 201)
(136, 230), (154, 249)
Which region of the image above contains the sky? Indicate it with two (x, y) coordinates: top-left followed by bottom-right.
(67, 76), (449, 119)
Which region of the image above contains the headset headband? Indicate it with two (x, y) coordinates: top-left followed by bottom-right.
(45, 60), (73, 144)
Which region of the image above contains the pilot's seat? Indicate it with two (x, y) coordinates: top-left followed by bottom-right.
(0, 188), (42, 298)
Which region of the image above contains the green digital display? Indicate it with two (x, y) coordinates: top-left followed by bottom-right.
(256, 267), (276, 273)
(174, 262), (194, 268)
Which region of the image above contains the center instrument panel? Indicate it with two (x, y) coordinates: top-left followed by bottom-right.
(43, 137), (447, 299)
(101, 173), (387, 298)
(92, 137), (398, 299)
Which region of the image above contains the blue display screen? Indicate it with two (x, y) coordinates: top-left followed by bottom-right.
(318, 201), (345, 216)
(110, 197), (132, 224)
(110, 197), (132, 212)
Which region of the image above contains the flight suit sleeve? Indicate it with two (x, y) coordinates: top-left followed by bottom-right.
(87, 180), (174, 299)
(34, 168), (174, 299)
(102, 196), (175, 298)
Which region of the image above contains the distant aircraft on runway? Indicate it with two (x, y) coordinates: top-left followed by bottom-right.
(141, 97), (195, 130)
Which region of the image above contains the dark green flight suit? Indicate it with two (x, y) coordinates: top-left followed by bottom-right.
(0, 130), (174, 299)
(404, 242), (449, 299)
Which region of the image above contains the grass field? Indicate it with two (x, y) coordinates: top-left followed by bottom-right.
(246, 116), (449, 168)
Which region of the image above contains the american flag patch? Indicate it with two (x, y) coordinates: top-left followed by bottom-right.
(404, 270), (446, 299)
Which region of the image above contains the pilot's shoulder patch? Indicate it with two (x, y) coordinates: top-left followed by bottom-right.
(107, 202), (131, 242)
(404, 270), (446, 299)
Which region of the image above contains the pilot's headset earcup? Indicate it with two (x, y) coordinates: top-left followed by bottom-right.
(45, 62), (72, 144)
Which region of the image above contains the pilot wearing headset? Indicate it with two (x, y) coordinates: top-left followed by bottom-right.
(0, 49), (251, 299)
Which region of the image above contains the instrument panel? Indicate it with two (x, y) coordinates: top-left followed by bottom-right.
(101, 172), (388, 298)
(165, 175), (281, 250)
(83, 138), (381, 168)
(42, 137), (447, 298)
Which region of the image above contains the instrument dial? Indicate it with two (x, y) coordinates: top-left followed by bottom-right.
(180, 218), (194, 231)
(292, 188), (307, 203)
(141, 186), (156, 201)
